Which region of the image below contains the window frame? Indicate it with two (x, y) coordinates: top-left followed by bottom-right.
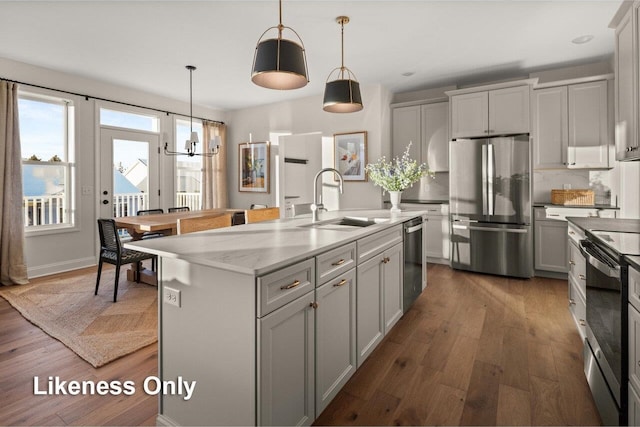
(18, 91), (77, 235)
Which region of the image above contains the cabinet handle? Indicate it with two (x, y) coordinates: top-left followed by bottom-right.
(333, 279), (348, 287)
(637, 360), (640, 367)
(309, 302), (318, 309)
(382, 257), (390, 264)
(569, 299), (576, 306)
(579, 274), (586, 281)
(280, 280), (301, 290)
(569, 260), (575, 265)
(331, 259), (346, 266)
(569, 231), (575, 235)
(579, 319), (586, 326)
(570, 162), (576, 166)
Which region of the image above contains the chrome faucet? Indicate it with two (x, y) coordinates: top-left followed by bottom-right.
(311, 168), (344, 222)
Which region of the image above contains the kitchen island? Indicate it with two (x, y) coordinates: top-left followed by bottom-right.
(125, 209), (427, 426)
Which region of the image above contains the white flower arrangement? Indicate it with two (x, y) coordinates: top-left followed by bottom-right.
(365, 142), (433, 193)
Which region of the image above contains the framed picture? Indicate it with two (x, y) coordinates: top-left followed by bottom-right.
(334, 131), (367, 181)
(239, 141), (270, 193)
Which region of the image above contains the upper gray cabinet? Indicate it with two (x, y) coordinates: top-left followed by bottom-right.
(532, 78), (612, 170)
(422, 103), (449, 172)
(392, 102), (449, 172)
(448, 84), (531, 139)
(613, 2), (640, 161)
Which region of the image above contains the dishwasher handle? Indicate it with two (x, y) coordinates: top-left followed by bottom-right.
(405, 224), (423, 234)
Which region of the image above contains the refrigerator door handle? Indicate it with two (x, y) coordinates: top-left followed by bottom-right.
(487, 143), (494, 215)
(467, 225), (528, 234)
(482, 143), (488, 216)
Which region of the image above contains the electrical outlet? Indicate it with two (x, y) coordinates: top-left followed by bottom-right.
(164, 287), (181, 307)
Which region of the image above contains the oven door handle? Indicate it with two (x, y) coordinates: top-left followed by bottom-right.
(579, 241), (621, 278)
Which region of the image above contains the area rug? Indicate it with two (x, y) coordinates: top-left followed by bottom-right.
(0, 266), (157, 368)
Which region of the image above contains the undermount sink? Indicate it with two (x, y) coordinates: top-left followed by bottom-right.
(300, 216), (389, 229)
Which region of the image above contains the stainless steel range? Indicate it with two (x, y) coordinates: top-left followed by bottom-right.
(581, 230), (640, 426)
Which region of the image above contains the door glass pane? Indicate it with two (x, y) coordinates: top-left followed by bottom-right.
(100, 108), (159, 132)
(112, 139), (149, 217)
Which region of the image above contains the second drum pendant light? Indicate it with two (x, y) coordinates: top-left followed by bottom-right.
(323, 16), (363, 113)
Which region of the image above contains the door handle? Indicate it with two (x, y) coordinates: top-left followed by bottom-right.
(467, 226), (527, 234)
(102, 200), (109, 205)
(406, 224), (423, 234)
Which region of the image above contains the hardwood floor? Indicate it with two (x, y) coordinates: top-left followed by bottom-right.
(0, 264), (600, 426)
(0, 266), (158, 426)
(314, 264), (601, 426)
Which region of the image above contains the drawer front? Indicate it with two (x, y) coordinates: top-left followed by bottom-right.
(568, 239), (586, 297)
(630, 267), (640, 313)
(569, 275), (586, 340)
(316, 242), (357, 286)
(258, 259), (315, 317)
(357, 225), (403, 263)
(568, 222), (585, 246)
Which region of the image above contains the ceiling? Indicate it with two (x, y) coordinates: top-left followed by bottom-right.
(0, 1), (622, 112)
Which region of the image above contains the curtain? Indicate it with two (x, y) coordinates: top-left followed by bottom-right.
(202, 122), (228, 209)
(0, 81), (28, 285)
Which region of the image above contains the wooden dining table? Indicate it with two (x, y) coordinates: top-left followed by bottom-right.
(115, 208), (244, 285)
(115, 208), (244, 240)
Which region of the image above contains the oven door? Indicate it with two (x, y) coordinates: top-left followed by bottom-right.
(581, 240), (623, 407)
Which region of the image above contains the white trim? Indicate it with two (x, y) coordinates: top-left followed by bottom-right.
(445, 78), (539, 96)
(533, 73), (614, 90)
(27, 256), (96, 279)
(390, 96), (449, 109)
(156, 414), (180, 427)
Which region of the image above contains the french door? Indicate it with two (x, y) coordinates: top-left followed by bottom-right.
(99, 127), (160, 219)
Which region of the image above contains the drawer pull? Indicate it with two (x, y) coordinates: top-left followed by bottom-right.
(309, 302), (318, 309)
(579, 274), (586, 281)
(332, 259), (346, 266)
(333, 279), (348, 287)
(569, 260), (575, 266)
(579, 319), (586, 326)
(569, 299), (576, 306)
(569, 231), (575, 235)
(281, 280), (301, 290)
(382, 257), (390, 264)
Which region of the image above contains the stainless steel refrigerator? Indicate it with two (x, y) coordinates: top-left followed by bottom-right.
(449, 134), (533, 278)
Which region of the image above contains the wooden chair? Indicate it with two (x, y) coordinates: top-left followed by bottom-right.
(95, 219), (156, 302)
(168, 206), (190, 213)
(245, 207), (280, 224)
(177, 214), (232, 235)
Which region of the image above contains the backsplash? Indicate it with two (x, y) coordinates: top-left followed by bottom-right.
(533, 169), (616, 205)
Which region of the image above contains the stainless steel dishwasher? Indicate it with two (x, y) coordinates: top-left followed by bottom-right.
(403, 216), (425, 312)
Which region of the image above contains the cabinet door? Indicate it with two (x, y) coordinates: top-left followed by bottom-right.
(533, 86), (568, 169)
(315, 269), (357, 414)
(630, 304), (640, 397)
(615, 8), (635, 159)
(568, 81), (610, 168)
(356, 255), (384, 367)
(534, 220), (568, 273)
(383, 243), (403, 333)
(259, 292), (315, 426)
(421, 102), (449, 172)
(393, 105), (421, 159)
(630, 382), (640, 427)
(489, 85), (530, 135)
(568, 239), (586, 298)
(630, 266), (640, 314)
(450, 91), (488, 139)
(425, 215), (446, 259)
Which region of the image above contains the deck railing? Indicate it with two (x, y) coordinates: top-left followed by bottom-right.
(176, 192), (201, 211)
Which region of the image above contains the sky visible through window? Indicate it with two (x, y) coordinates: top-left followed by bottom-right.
(19, 98), (65, 161)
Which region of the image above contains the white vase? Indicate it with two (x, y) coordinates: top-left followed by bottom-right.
(389, 191), (402, 213)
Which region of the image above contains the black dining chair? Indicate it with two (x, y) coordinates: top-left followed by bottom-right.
(137, 208), (164, 216)
(168, 206), (190, 213)
(95, 219), (156, 302)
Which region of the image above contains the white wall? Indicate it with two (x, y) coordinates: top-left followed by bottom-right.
(226, 84), (393, 211)
(0, 57), (225, 277)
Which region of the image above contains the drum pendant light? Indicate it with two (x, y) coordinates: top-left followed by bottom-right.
(323, 16), (363, 113)
(251, 0), (309, 90)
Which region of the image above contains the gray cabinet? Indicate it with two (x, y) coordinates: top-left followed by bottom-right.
(567, 222), (587, 340)
(383, 243), (403, 334)
(450, 85), (530, 139)
(534, 215), (568, 273)
(423, 204), (449, 263)
(356, 254), (384, 367)
(315, 268), (356, 415)
(259, 291), (316, 426)
(392, 102), (449, 172)
(533, 79), (611, 170)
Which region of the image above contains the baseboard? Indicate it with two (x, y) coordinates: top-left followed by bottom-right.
(27, 256), (96, 279)
(156, 414), (179, 427)
(427, 257), (450, 265)
(535, 269), (568, 280)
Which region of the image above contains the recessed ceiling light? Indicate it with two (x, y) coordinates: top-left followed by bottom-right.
(572, 35), (594, 44)
(402, 72), (415, 77)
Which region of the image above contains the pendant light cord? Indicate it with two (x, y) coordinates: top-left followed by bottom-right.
(189, 67), (193, 135)
(340, 20), (345, 78)
(278, 0), (283, 37)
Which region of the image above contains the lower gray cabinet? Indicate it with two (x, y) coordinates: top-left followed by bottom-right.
(383, 243), (403, 334)
(356, 255), (384, 367)
(534, 219), (569, 273)
(315, 268), (357, 414)
(258, 291), (315, 426)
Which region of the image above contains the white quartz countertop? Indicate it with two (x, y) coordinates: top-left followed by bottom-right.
(124, 209), (426, 276)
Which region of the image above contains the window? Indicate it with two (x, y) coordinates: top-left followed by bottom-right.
(175, 119), (203, 210)
(19, 93), (75, 229)
(100, 108), (159, 132)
